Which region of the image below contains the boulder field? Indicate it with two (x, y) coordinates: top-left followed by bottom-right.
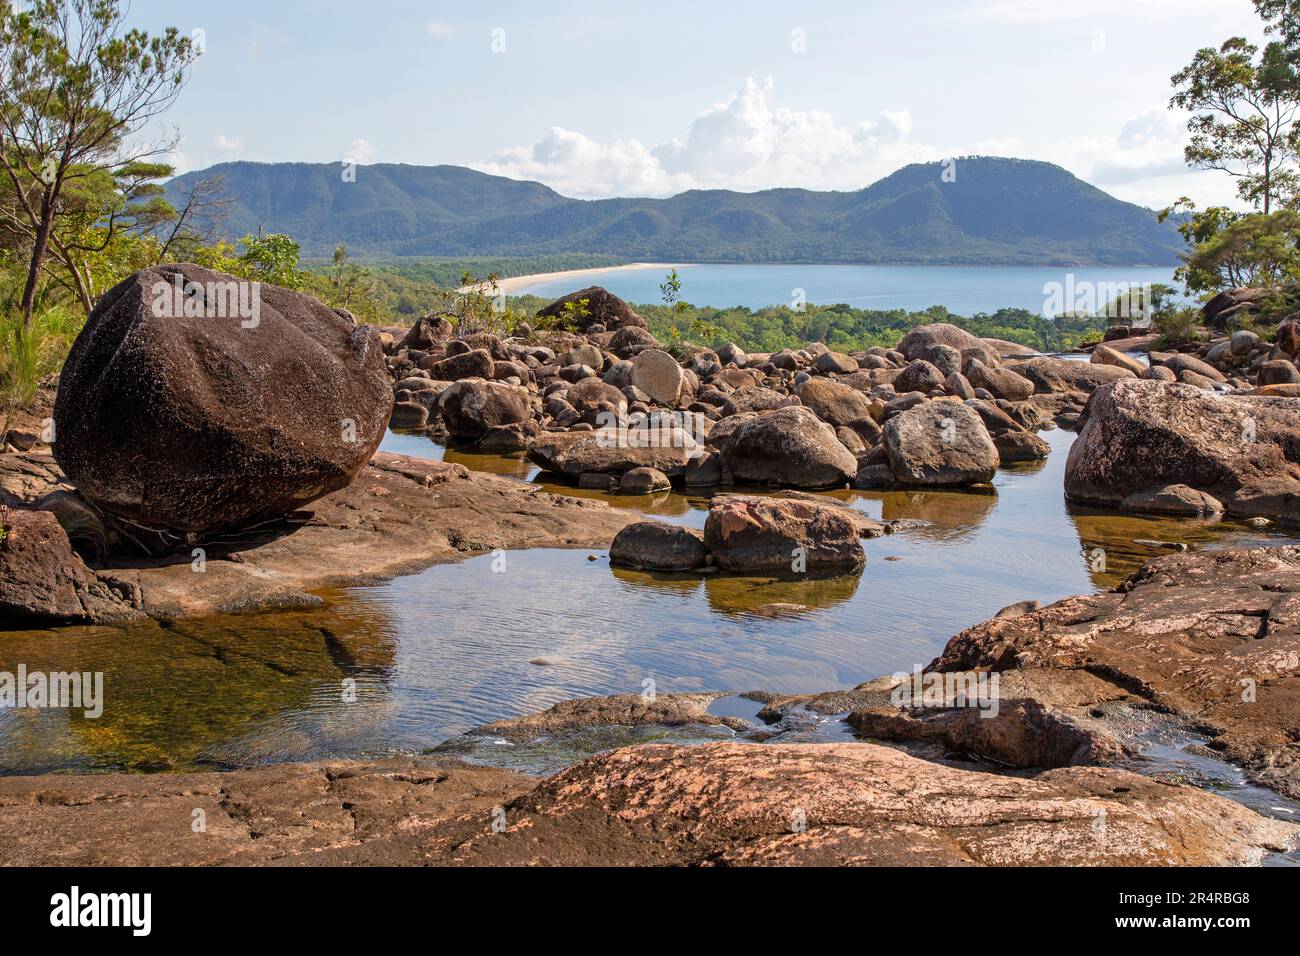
(386, 307), (1078, 498)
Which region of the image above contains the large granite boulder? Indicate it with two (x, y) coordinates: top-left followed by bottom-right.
(896, 323), (996, 365)
(1009, 357), (1135, 394)
(424, 348), (495, 381)
(527, 429), (700, 478)
(893, 360), (946, 394)
(630, 349), (685, 405)
(883, 401), (998, 486)
(609, 521), (707, 571)
(396, 313), (453, 351)
(437, 380), (532, 438)
(795, 378), (878, 428)
(535, 286), (647, 330)
(721, 407), (857, 489)
(53, 264), (391, 537)
(1064, 379), (1300, 521)
(964, 360), (1034, 402)
(703, 495), (864, 574)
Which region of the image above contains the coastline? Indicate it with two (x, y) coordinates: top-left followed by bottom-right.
(461, 262), (684, 295)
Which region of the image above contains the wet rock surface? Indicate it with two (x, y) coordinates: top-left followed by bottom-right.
(930, 545), (1300, 798)
(1, 450), (635, 623)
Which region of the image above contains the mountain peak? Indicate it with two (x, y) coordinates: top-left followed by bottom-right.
(168, 159), (1181, 265)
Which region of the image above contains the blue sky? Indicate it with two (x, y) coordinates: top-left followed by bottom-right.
(130, 0), (1269, 209)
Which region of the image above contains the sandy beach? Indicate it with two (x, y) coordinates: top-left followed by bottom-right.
(460, 262), (682, 295)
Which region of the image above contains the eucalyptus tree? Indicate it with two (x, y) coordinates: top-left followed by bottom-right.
(0, 0), (197, 326)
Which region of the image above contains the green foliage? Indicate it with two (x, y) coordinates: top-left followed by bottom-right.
(0, 299), (81, 415)
(188, 233), (306, 289)
(1153, 306), (1206, 349)
(513, 294), (1109, 354)
(660, 269), (683, 312)
(0, 0), (198, 323)
(1181, 210), (1300, 290)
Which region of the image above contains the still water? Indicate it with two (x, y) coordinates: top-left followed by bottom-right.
(511, 263), (1179, 316)
(1, 428), (1294, 776)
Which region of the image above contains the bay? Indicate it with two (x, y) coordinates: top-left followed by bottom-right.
(511, 262), (1180, 316)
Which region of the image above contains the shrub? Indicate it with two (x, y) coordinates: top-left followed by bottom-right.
(1153, 306), (1204, 348)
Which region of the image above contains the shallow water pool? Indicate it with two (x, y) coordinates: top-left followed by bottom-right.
(0, 428), (1295, 776)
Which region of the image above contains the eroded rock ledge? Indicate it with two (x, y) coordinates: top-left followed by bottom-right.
(930, 545), (1300, 798)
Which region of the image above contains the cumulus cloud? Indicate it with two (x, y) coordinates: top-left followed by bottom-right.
(475, 77), (1233, 209)
(475, 78), (938, 198)
(478, 127), (677, 198)
(342, 138), (375, 165)
(425, 21), (454, 40)
(213, 134), (243, 155)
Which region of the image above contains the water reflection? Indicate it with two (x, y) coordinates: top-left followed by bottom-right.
(609, 566), (863, 616)
(3, 427), (1298, 775)
(0, 600), (399, 774)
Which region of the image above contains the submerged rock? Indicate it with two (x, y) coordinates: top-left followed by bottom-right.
(467, 692), (747, 739)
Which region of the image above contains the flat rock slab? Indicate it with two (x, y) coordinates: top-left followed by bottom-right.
(3, 451), (635, 622)
(1, 741), (1292, 866)
(431, 742), (1295, 866)
(931, 545), (1300, 799)
(0, 757), (533, 867)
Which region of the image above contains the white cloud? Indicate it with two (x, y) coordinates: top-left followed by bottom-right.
(474, 78), (1243, 210)
(425, 21), (454, 40)
(213, 134), (243, 155)
(475, 78), (938, 198)
(342, 138), (375, 165)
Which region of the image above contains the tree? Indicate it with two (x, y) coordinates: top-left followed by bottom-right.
(0, 0), (196, 327)
(1171, 36), (1300, 213)
(1180, 209), (1300, 290)
(156, 172), (228, 263)
(1255, 0), (1299, 69)
(321, 244), (374, 311)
